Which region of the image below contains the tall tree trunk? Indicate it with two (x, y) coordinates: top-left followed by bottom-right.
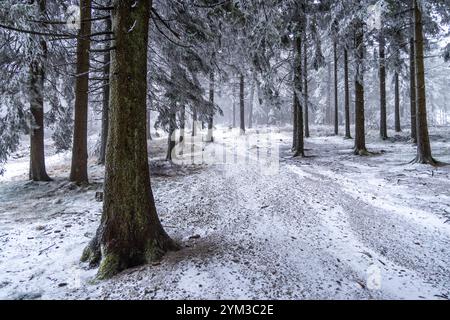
(292, 80), (298, 150)
(192, 109), (197, 136)
(81, 0), (178, 279)
(413, 0), (436, 164)
(344, 49), (352, 139)
(206, 71), (214, 142)
(248, 78), (254, 129)
(166, 109), (176, 161)
(379, 32), (388, 140)
(409, 10), (417, 143)
(333, 41), (339, 135)
(294, 34), (304, 157)
(232, 83), (236, 128)
(99, 11), (112, 165)
(394, 71), (401, 132)
(326, 61), (332, 125)
(304, 37), (309, 138)
(179, 105), (185, 144)
(354, 20), (368, 155)
(70, 0), (91, 183)
(239, 74), (245, 134)
(29, 0), (51, 182)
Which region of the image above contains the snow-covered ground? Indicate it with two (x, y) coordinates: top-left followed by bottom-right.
(0, 125), (449, 300)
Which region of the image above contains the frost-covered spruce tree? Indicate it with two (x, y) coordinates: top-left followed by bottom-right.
(81, 0), (178, 279)
(150, 1), (220, 161)
(0, 1), (75, 178)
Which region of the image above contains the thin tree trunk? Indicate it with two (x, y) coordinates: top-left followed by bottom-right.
(379, 32), (388, 140)
(409, 2), (417, 144)
(334, 41), (339, 135)
(326, 61), (332, 125)
(409, 17), (417, 143)
(99, 11), (111, 165)
(394, 71), (401, 132)
(354, 20), (368, 155)
(344, 49), (352, 139)
(206, 71), (214, 142)
(304, 37), (309, 138)
(81, 0), (178, 279)
(240, 74), (245, 134)
(248, 79), (254, 129)
(166, 109), (176, 161)
(232, 83), (236, 128)
(70, 0), (91, 184)
(294, 34), (304, 157)
(413, 0), (436, 164)
(179, 105), (185, 144)
(292, 80), (298, 150)
(192, 109), (197, 136)
(29, 0), (51, 182)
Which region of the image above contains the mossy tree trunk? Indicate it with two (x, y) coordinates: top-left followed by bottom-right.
(29, 0), (51, 182)
(379, 31), (388, 140)
(70, 0), (91, 183)
(354, 19), (368, 156)
(412, 0), (437, 165)
(344, 49), (352, 139)
(81, 0), (178, 279)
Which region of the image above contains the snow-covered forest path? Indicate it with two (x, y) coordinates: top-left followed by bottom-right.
(1, 126), (449, 299)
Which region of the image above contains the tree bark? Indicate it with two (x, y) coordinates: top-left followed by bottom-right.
(179, 105), (185, 144)
(292, 80), (298, 150)
(239, 74), (245, 134)
(70, 0), (91, 183)
(413, 0), (436, 164)
(326, 61), (332, 125)
(232, 83), (236, 128)
(394, 71), (401, 132)
(304, 37), (309, 138)
(81, 0), (178, 279)
(98, 11), (112, 165)
(206, 71), (214, 142)
(354, 19), (368, 155)
(248, 78), (254, 129)
(29, 0), (51, 182)
(166, 109), (176, 161)
(294, 34), (304, 157)
(379, 32), (388, 140)
(409, 10), (417, 143)
(344, 49), (352, 139)
(334, 41), (339, 135)
(192, 109), (197, 136)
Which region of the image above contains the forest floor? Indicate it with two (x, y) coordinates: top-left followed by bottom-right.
(0, 125), (449, 300)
